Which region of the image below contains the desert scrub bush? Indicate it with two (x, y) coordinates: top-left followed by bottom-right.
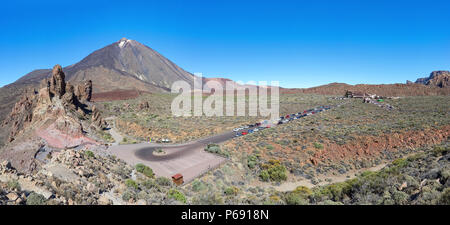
(167, 189), (186, 203)
(135, 163), (154, 178)
(122, 190), (136, 201)
(392, 158), (408, 168)
(156, 177), (172, 186)
(7, 179), (21, 191)
(224, 186), (239, 196)
(313, 142), (323, 149)
(440, 188), (450, 205)
(433, 145), (449, 156)
(285, 192), (309, 205)
(125, 179), (139, 190)
(26, 192), (46, 205)
(191, 180), (207, 192)
(312, 179), (356, 202)
(263, 195), (283, 205)
(247, 154), (260, 169)
(141, 179), (158, 190)
(259, 160), (288, 182)
(84, 150), (95, 158)
(265, 145), (274, 150)
(102, 132), (114, 143)
(284, 186), (313, 205)
(204, 143), (230, 158)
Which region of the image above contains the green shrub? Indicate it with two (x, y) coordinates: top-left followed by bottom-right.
(192, 180), (207, 192)
(259, 170), (270, 182)
(135, 163), (154, 178)
(313, 142), (323, 149)
(259, 160), (287, 182)
(125, 179), (138, 189)
(440, 188), (450, 205)
(102, 133), (114, 143)
(85, 150), (95, 158)
(205, 143), (229, 158)
(433, 145), (448, 156)
(293, 186), (313, 198)
(7, 179), (21, 191)
(156, 177), (172, 186)
(26, 192), (46, 205)
(224, 186), (239, 196)
(141, 179), (158, 189)
(122, 190), (136, 201)
(285, 192), (309, 205)
(266, 145), (274, 150)
(314, 180), (354, 202)
(168, 189), (186, 203)
(392, 158), (408, 168)
(247, 154), (259, 169)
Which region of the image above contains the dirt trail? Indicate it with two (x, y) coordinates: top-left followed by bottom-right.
(105, 117), (124, 146)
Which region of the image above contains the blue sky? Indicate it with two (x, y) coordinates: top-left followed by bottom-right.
(0, 0), (449, 88)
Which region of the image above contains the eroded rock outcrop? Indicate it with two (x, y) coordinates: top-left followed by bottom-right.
(415, 71), (450, 88)
(91, 105), (107, 130)
(2, 92), (36, 142)
(76, 80), (92, 102)
(49, 65), (66, 98)
(0, 65), (105, 172)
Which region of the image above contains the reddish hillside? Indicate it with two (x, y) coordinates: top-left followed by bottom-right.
(91, 89), (150, 102)
(281, 82), (450, 96)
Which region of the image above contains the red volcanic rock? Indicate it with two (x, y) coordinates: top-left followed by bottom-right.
(3, 65), (106, 146)
(49, 64), (66, 98)
(91, 105), (107, 130)
(425, 71), (450, 88)
(76, 80), (93, 102)
(2, 93), (36, 142)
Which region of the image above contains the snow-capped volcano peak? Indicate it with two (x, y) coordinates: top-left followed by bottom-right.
(118, 37), (131, 48)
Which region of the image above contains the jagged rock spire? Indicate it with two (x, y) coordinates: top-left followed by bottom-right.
(50, 64), (66, 98)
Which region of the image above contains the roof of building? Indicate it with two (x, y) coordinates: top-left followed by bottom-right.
(172, 173), (183, 179)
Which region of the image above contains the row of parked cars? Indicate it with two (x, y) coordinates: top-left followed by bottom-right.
(233, 105), (332, 137)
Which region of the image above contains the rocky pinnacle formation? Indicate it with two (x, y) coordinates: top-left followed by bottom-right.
(76, 80), (93, 102)
(49, 65), (66, 98)
(2, 65), (105, 145)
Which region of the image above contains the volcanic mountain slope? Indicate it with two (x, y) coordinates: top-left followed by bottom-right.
(281, 81), (450, 96)
(0, 65), (107, 172)
(0, 38), (195, 122)
(415, 71), (450, 88)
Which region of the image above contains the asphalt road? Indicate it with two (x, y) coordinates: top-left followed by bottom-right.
(134, 131), (235, 161)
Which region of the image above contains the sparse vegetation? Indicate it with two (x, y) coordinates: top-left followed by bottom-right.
(167, 189), (186, 203)
(84, 150), (95, 158)
(26, 192), (46, 205)
(135, 163), (154, 178)
(205, 143), (230, 158)
(259, 160), (288, 182)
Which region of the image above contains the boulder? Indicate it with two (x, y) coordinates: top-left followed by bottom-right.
(6, 192), (19, 201)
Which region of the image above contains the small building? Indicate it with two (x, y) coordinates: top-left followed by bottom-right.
(172, 173), (184, 186)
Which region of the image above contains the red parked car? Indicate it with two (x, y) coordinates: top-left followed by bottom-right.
(241, 132), (248, 135)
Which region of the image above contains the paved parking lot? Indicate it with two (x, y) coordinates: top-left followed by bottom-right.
(109, 141), (227, 183)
